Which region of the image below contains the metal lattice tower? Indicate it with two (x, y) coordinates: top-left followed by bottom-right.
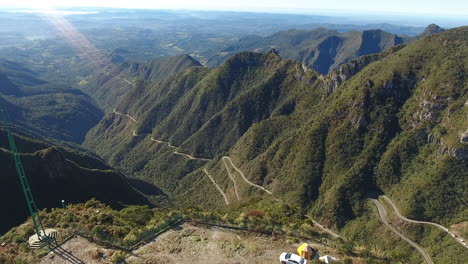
(0, 104), (47, 242)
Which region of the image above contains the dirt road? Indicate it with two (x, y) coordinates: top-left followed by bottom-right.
(150, 137), (210, 161)
(382, 196), (467, 249)
(222, 157), (241, 201)
(203, 168), (229, 205)
(221, 156), (272, 195)
(304, 215), (342, 239)
(112, 109), (137, 122)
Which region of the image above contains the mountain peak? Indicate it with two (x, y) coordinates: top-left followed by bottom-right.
(268, 47), (279, 55)
(132, 54), (202, 81)
(420, 24), (445, 37)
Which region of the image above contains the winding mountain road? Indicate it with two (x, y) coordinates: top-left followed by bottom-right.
(173, 150), (211, 161)
(371, 198), (433, 264)
(222, 156), (272, 195)
(150, 137), (210, 161)
(108, 110), (352, 238)
(221, 157), (241, 201)
(112, 109), (137, 122)
(203, 168), (229, 205)
(382, 196), (468, 249)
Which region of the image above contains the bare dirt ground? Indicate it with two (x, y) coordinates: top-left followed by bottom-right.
(127, 223), (339, 264)
(38, 236), (116, 264)
(37, 223), (345, 264)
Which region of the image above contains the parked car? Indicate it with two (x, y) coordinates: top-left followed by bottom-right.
(279, 253), (307, 264)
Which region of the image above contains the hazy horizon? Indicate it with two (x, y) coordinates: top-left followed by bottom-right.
(0, 0), (467, 28)
(0, 0), (467, 16)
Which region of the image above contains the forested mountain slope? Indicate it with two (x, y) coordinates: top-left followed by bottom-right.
(0, 60), (102, 144)
(84, 27), (466, 230)
(82, 54), (202, 110)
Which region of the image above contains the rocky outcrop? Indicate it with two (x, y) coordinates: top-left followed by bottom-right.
(419, 24), (445, 38)
(412, 93), (452, 128)
(427, 133), (468, 160)
(320, 45), (406, 94)
(460, 131), (468, 144)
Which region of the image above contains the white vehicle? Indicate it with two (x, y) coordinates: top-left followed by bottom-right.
(279, 253), (307, 264)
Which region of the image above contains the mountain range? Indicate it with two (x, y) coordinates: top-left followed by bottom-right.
(205, 24), (445, 74)
(0, 18), (466, 263)
(84, 26), (467, 232)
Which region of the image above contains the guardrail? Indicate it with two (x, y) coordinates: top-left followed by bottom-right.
(53, 218), (326, 254)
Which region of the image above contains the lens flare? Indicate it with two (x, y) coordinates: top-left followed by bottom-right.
(40, 12), (116, 76)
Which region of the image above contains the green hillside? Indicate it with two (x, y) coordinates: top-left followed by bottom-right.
(85, 27), (466, 227)
(82, 54), (202, 110)
(0, 61), (103, 144)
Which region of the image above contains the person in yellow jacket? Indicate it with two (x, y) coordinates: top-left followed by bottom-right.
(297, 243), (319, 259)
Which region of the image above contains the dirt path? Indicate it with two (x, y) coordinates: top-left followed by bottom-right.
(371, 198), (433, 264)
(222, 156), (272, 195)
(122, 78), (134, 86)
(203, 168), (229, 205)
(382, 196), (468, 249)
(221, 157), (241, 201)
(304, 215), (342, 239)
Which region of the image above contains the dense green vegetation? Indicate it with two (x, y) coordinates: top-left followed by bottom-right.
(82, 54), (202, 110)
(0, 60), (103, 144)
(0, 9), (464, 262)
(83, 27), (467, 263)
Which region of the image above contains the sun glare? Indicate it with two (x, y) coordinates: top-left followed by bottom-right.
(40, 12), (115, 75)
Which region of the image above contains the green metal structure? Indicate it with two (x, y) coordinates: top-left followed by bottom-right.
(0, 104), (46, 240)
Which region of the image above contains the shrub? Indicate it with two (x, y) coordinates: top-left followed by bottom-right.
(85, 198), (104, 208)
(12, 235), (25, 244)
(245, 209), (264, 218)
(111, 250), (128, 263)
(119, 205), (152, 226)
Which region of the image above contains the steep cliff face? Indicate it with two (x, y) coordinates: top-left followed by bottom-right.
(0, 130), (149, 235)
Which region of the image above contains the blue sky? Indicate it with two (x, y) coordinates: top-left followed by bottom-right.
(1, 0), (467, 16)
